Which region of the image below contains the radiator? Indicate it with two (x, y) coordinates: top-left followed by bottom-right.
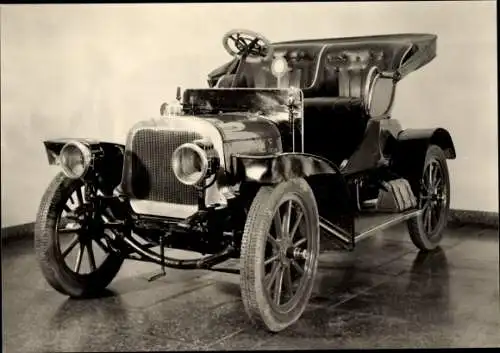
(122, 128), (202, 205)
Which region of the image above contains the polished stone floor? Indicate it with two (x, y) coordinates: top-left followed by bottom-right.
(2, 223), (499, 351)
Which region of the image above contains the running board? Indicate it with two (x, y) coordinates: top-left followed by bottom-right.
(354, 209), (422, 242)
(320, 209), (421, 250)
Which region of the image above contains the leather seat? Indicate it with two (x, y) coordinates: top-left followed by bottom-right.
(303, 96), (367, 166)
(301, 49), (395, 169)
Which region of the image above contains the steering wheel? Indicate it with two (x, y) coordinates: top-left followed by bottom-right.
(222, 29), (273, 63)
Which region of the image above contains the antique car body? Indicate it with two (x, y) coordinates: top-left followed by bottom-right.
(35, 29), (455, 332)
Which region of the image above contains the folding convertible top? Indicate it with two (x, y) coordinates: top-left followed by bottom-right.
(274, 33), (437, 79)
(208, 33), (437, 83)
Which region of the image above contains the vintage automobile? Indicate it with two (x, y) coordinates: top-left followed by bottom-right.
(35, 29), (455, 332)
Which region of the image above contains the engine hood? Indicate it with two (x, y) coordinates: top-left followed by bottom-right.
(203, 113), (281, 143)
(180, 88), (303, 155)
(201, 112), (283, 159)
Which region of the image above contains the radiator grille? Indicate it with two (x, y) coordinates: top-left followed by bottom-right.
(123, 128), (202, 205)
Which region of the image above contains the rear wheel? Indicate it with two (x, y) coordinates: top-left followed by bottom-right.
(240, 178), (320, 332)
(35, 173), (124, 298)
(407, 145), (451, 251)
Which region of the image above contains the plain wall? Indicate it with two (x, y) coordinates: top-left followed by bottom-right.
(1, 2), (497, 227)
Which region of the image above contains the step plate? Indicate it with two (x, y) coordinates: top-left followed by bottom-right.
(377, 179), (418, 212)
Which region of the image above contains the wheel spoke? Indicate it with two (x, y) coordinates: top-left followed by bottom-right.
(63, 205), (72, 213)
(93, 238), (109, 253)
(432, 164), (440, 188)
(58, 225), (82, 234)
(61, 235), (79, 258)
(425, 206), (433, 233)
(265, 254), (279, 266)
(422, 203), (429, 223)
(68, 194), (75, 205)
(285, 265), (294, 296)
(428, 162), (433, 190)
(86, 243), (97, 272)
(291, 259), (304, 275)
(293, 238), (306, 247)
(430, 204), (438, 229)
(289, 211), (303, 241)
(266, 263), (281, 291)
(273, 267), (285, 305)
(76, 187), (84, 206)
(283, 200), (292, 237)
(63, 213), (81, 222)
(266, 234), (279, 249)
(273, 211), (283, 239)
(74, 244), (84, 273)
(435, 177), (443, 190)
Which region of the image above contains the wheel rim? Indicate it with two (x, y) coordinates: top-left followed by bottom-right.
(418, 158), (448, 237)
(262, 194), (316, 313)
(55, 182), (117, 275)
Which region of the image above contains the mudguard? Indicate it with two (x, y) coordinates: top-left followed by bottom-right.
(43, 138), (125, 195)
(233, 152), (343, 184)
(233, 152), (356, 233)
(391, 127), (456, 191)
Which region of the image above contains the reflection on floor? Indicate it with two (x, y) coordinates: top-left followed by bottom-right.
(2, 223), (499, 351)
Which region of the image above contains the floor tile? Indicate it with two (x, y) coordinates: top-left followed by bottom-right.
(2, 224), (498, 351)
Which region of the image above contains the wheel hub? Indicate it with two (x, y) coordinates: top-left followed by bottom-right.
(277, 238), (291, 262)
(76, 207), (104, 240)
(429, 189), (445, 203)
(276, 238), (308, 264)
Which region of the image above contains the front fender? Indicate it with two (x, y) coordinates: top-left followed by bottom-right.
(233, 152), (356, 235)
(43, 138), (125, 194)
(233, 152), (342, 184)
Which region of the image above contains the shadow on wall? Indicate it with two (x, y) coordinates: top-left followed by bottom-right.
(1, 2), (498, 228)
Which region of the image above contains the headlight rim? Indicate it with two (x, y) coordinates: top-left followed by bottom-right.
(171, 142), (210, 186)
(59, 141), (93, 179)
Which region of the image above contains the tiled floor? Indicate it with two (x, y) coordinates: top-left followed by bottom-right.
(2, 223), (499, 351)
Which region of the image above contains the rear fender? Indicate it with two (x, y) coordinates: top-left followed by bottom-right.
(391, 128), (456, 191)
(233, 152), (356, 232)
(43, 138), (125, 194)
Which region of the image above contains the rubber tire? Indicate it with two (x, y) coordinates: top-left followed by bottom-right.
(240, 178), (320, 332)
(407, 145), (450, 251)
(34, 173), (124, 298)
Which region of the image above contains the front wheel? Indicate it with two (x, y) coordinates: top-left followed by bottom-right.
(240, 178), (320, 332)
(34, 173), (124, 298)
(407, 145), (451, 251)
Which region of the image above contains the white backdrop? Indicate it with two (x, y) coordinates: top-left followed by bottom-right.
(1, 2), (497, 227)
